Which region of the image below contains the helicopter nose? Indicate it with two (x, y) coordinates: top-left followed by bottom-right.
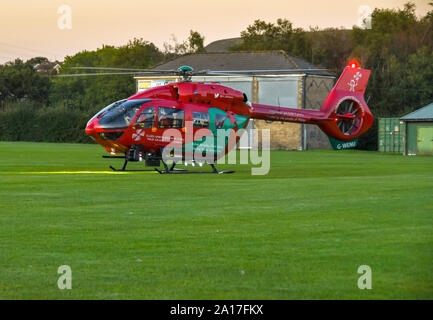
(85, 119), (96, 136)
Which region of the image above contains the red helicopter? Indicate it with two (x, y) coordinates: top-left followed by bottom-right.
(78, 63), (372, 174)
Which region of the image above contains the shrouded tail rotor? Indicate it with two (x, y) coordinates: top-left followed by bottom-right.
(334, 99), (363, 136)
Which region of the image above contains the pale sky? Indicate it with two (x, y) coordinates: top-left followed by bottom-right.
(0, 0), (431, 63)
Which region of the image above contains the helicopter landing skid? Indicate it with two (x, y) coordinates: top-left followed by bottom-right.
(104, 155), (155, 172)
(103, 155), (233, 174)
(155, 162), (234, 174)
(108, 165), (155, 172)
(104, 155), (186, 173)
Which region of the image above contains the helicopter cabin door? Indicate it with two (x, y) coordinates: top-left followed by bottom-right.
(190, 107), (214, 163)
(153, 105), (185, 159)
(130, 105), (156, 151)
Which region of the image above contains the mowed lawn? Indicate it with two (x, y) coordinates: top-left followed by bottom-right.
(0, 141), (432, 299)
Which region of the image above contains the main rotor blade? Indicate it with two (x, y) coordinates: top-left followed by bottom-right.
(204, 68), (329, 75)
(55, 66), (331, 78)
(54, 72), (152, 77)
(64, 67), (330, 77)
(68, 66), (178, 73)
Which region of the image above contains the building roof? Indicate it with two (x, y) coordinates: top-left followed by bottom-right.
(401, 102), (433, 121)
(204, 38), (242, 52)
(34, 61), (61, 75)
(151, 51), (334, 76)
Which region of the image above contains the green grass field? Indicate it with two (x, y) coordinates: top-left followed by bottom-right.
(0, 141), (432, 299)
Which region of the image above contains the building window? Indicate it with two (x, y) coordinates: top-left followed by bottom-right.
(158, 107), (184, 129)
(136, 107), (155, 128)
(193, 111), (210, 128)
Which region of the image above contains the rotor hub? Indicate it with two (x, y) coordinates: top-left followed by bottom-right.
(177, 66), (194, 82)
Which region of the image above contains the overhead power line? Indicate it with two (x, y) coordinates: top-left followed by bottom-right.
(0, 42), (63, 59)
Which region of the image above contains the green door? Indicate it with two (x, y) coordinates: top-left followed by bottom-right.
(417, 127), (433, 156)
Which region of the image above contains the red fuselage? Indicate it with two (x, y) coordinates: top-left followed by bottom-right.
(86, 66), (373, 157)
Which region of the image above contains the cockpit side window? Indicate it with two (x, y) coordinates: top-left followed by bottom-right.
(136, 107), (155, 129)
(193, 111), (210, 128)
(158, 107), (184, 129)
(96, 100), (125, 119)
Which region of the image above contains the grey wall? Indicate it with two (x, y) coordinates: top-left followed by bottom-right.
(304, 76), (335, 150)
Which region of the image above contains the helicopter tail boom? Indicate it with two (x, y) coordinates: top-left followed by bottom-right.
(250, 65), (373, 141)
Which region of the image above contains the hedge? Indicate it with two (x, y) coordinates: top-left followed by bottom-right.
(0, 103), (92, 143)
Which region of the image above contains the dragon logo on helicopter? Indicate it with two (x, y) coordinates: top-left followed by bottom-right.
(132, 129), (145, 142)
(348, 71), (363, 92)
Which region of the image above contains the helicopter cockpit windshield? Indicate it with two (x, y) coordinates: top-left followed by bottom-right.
(98, 99), (151, 129)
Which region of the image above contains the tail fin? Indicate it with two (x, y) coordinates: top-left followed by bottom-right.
(318, 66), (373, 141)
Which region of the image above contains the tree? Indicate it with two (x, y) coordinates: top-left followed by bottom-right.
(351, 2), (433, 149)
(307, 27), (354, 72)
(163, 30), (206, 58)
(25, 57), (50, 68)
(230, 19), (311, 59)
(51, 38), (165, 113)
(0, 59), (51, 105)
(188, 30), (205, 53)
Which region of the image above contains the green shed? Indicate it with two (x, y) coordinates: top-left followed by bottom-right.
(378, 118), (405, 153)
(400, 103), (433, 156)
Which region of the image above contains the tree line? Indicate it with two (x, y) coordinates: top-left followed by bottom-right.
(0, 2), (431, 149)
(230, 2), (433, 149)
(0, 33), (204, 143)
